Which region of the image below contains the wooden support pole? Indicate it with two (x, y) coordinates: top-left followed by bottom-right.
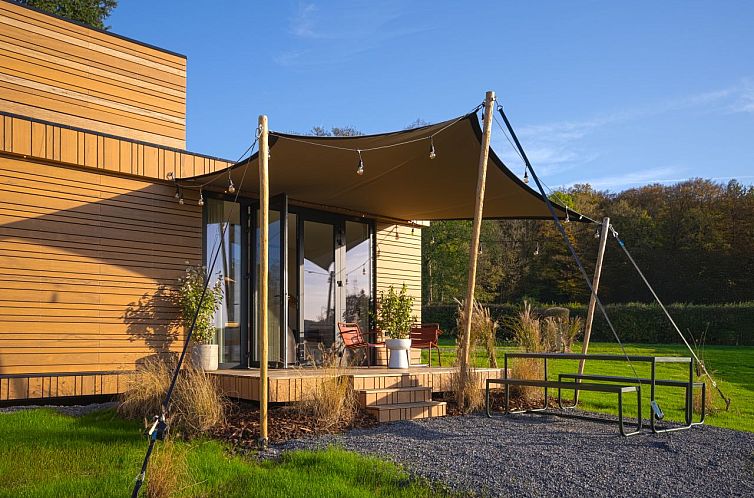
(258, 114), (270, 449)
(575, 216), (610, 402)
(459, 90), (495, 391)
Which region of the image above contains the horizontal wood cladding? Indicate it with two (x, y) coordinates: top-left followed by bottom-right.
(0, 154), (204, 378)
(0, 0), (187, 148)
(0, 371), (128, 401)
(375, 223), (422, 322)
(0, 112), (232, 179)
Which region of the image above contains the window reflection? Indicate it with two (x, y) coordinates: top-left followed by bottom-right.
(205, 199), (242, 366)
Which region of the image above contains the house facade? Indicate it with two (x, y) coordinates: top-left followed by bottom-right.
(0, 1), (421, 401)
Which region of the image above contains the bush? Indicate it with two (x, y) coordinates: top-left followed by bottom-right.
(118, 358), (225, 437)
(423, 302), (754, 345)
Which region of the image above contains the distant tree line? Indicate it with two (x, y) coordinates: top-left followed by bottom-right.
(423, 179), (754, 305)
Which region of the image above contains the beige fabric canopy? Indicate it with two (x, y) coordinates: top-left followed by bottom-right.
(183, 112), (584, 223)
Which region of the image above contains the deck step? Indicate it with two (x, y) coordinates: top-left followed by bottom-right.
(365, 401), (447, 423)
(350, 373), (419, 390)
(357, 386), (432, 407)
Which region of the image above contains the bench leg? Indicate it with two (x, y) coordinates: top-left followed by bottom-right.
(557, 374), (579, 409)
(618, 387), (642, 437)
(435, 345), (442, 367)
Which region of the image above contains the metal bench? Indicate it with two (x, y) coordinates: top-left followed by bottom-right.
(486, 378), (643, 437)
(558, 373), (706, 432)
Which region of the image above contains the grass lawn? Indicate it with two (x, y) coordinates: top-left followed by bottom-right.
(426, 340), (754, 432)
(0, 409), (446, 498)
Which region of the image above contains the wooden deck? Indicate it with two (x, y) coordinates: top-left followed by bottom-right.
(209, 366), (506, 403)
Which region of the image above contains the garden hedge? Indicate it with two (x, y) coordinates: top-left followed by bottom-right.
(422, 302), (754, 346)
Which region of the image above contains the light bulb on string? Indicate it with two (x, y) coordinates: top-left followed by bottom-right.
(429, 136), (436, 160)
(594, 227), (601, 239)
(564, 208), (570, 223)
(362, 265), (366, 276)
(356, 149), (364, 175)
(227, 178), (236, 194)
(174, 187), (181, 199)
(534, 242), (540, 256)
(178, 193), (184, 205)
(523, 169), (529, 184)
(198, 190), (204, 207)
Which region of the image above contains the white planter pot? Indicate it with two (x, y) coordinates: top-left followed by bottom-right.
(385, 338), (412, 369)
(192, 343), (218, 371)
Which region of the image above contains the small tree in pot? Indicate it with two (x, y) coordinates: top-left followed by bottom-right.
(178, 265), (224, 371)
(376, 284), (415, 369)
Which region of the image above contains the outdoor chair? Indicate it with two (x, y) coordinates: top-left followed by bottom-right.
(410, 323), (443, 367)
(337, 322), (384, 367)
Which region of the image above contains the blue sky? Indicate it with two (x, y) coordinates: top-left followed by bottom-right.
(110, 1), (754, 191)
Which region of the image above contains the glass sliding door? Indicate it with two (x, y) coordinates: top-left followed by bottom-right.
(343, 221), (372, 333)
(205, 198), (243, 368)
(254, 194), (293, 367)
(301, 220), (336, 361)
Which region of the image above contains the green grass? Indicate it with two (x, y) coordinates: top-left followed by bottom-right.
(426, 340), (754, 432)
(0, 409), (447, 498)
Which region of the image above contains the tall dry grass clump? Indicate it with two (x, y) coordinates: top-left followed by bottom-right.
(505, 301), (544, 403)
(454, 298), (499, 368)
(296, 344), (358, 430)
(146, 441), (189, 498)
(449, 365), (485, 414)
(452, 299), (497, 413)
(118, 358), (225, 438)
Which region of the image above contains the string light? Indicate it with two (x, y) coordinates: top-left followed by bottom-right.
(523, 168), (529, 184)
(174, 186), (180, 199)
(227, 178), (236, 194)
(395, 228), (399, 240)
(356, 149), (364, 175)
(362, 265), (366, 276)
(178, 193), (184, 205)
(534, 242), (540, 256)
(429, 136), (436, 159)
(198, 190), (205, 207)
(564, 207), (570, 223)
(594, 227), (601, 239)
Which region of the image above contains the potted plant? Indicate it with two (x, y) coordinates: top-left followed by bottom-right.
(376, 284), (415, 369)
(178, 265), (224, 371)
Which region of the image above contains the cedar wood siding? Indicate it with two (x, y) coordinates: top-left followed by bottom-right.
(0, 2), (424, 400)
(0, 114), (232, 400)
(0, 0), (187, 148)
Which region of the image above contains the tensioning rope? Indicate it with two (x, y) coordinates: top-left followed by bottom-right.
(609, 225), (732, 409)
(130, 132), (258, 498)
(496, 104), (641, 382)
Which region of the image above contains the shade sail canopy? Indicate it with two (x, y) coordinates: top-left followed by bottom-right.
(183, 112), (585, 223)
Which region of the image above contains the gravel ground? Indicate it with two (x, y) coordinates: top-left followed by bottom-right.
(0, 401), (117, 417)
(282, 412), (754, 497)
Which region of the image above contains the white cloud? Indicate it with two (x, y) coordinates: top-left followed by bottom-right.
(560, 166), (686, 190)
(290, 3), (320, 39)
(276, 1), (436, 68)
(504, 82), (754, 182)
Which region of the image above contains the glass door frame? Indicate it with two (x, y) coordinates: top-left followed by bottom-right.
(204, 192), (377, 369)
(201, 192), (252, 370)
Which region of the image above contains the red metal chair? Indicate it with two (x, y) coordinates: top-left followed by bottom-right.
(337, 322), (384, 367)
(410, 323), (443, 367)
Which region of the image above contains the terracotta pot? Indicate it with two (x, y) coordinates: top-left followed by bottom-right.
(385, 338), (412, 369)
(192, 343), (218, 371)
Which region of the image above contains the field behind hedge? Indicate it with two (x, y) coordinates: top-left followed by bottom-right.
(423, 302), (754, 345)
